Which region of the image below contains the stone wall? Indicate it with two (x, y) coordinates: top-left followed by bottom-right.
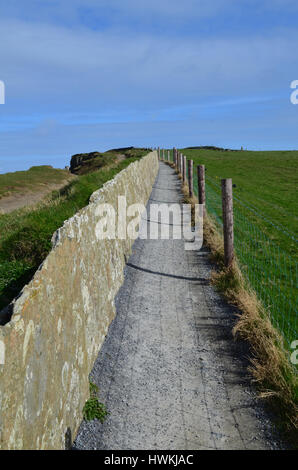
(0, 152), (159, 450)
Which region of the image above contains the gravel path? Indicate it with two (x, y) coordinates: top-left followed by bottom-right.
(74, 163), (281, 450)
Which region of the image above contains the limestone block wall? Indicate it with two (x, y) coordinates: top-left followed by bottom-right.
(0, 151), (159, 450)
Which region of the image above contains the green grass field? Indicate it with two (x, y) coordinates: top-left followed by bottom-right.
(182, 149), (298, 253)
(0, 165), (72, 199)
(176, 148), (298, 350)
(0, 154), (145, 314)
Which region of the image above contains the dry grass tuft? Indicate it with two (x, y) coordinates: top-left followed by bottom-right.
(181, 182), (189, 196)
(203, 215), (225, 264)
(231, 285), (298, 430)
(164, 160), (182, 178)
(209, 231), (298, 439)
(166, 162), (176, 169)
(181, 184), (198, 227)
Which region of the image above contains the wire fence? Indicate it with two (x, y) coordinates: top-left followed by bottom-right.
(168, 149), (297, 353)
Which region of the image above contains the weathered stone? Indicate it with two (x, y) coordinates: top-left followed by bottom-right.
(0, 152), (159, 450)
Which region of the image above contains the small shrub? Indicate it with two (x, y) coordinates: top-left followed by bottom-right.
(82, 381), (108, 423)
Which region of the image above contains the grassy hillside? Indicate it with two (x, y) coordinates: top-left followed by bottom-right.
(170, 149), (298, 438)
(176, 148), (297, 351)
(0, 150), (147, 314)
(0, 165), (72, 199)
(181, 149), (298, 255)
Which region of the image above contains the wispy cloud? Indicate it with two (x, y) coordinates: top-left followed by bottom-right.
(0, 1), (297, 170)
(1, 17), (297, 105)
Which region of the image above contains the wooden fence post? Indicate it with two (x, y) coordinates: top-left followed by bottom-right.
(158, 147), (160, 160)
(173, 148), (176, 165)
(221, 179), (234, 268)
(183, 156), (186, 184)
(188, 160), (193, 197)
(168, 150), (170, 161)
(197, 165), (206, 206)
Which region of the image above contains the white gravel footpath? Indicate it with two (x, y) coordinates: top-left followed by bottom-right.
(73, 163), (283, 450)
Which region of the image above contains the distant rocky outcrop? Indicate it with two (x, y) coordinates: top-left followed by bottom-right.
(70, 152), (102, 174)
(69, 148), (150, 175)
(185, 146), (239, 152)
(106, 146), (134, 153)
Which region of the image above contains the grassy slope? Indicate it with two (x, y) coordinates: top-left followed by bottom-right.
(0, 165), (72, 199)
(179, 149), (297, 345)
(0, 155), (143, 312)
(169, 157), (297, 440)
(181, 149), (298, 255)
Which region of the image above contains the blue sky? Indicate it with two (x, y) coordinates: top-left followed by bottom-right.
(0, 0), (298, 172)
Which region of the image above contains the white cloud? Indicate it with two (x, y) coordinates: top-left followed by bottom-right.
(0, 0), (297, 165)
(0, 17), (297, 109)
